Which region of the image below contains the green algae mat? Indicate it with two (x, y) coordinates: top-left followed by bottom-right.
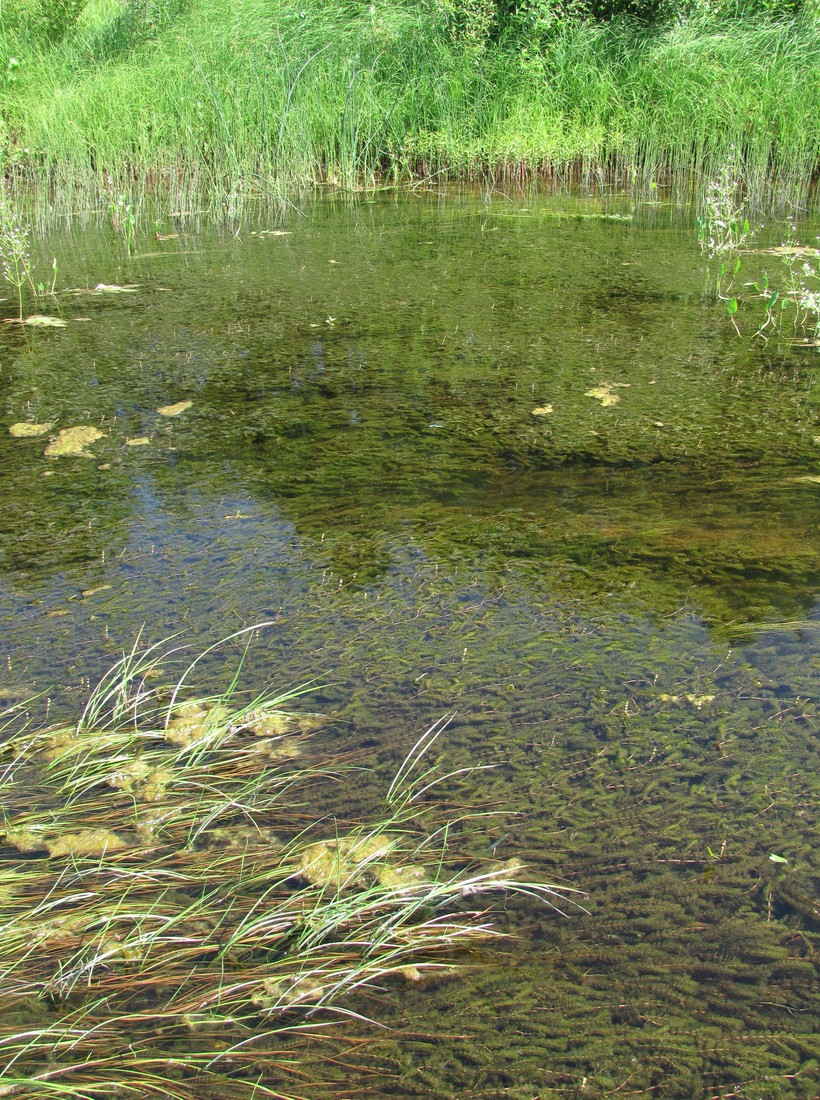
(0, 193), (817, 1098)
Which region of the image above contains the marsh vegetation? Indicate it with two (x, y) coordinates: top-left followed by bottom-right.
(0, 0), (819, 212)
(1, 633), (582, 1098)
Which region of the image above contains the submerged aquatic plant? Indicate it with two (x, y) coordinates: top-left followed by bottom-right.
(752, 238), (820, 348)
(0, 632), (581, 1099)
(0, 187), (58, 321)
(107, 189), (138, 254)
(0, 187), (36, 321)
(698, 150), (751, 329)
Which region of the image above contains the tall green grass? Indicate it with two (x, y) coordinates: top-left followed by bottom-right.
(1, 1), (819, 211)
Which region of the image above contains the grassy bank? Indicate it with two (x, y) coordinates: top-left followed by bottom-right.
(1, 1), (819, 212)
(0, 633), (579, 1098)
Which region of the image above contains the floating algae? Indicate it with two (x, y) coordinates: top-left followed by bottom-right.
(37, 726), (82, 761)
(658, 691), (716, 708)
(44, 425), (104, 458)
(157, 400), (193, 417)
(105, 756), (155, 794)
(163, 699), (230, 746)
(295, 834), (430, 891)
(242, 706), (326, 738)
(8, 422), (54, 438)
(15, 315), (67, 327)
(45, 829), (127, 858)
(3, 826), (48, 853)
(295, 834), (399, 887)
(250, 974), (327, 1011)
(256, 738), (305, 761)
(584, 382), (630, 407)
(3, 825), (128, 857)
(0, 640), (574, 1100)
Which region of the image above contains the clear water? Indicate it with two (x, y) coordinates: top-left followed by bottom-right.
(1, 191), (818, 1097)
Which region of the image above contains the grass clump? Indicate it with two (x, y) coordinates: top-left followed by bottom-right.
(0, 633), (580, 1099)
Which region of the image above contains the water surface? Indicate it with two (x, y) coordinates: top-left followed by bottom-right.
(1, 192), (818, 1098)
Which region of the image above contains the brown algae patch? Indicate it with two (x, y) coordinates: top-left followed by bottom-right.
(157, 400), (192, 417)
(81, 584), (112, 597)
(9, 421), (54, 438)
(44, 425), (105, 458)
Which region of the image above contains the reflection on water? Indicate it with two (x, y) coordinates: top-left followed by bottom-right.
(0, 193), (818, 1097)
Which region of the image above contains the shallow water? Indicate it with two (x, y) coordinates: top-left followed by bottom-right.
(1, 191), (818, 1098)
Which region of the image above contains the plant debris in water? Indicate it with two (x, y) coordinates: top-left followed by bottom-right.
(0, 636), (579, 1099)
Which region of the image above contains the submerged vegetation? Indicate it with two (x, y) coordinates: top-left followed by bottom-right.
(0, 633), (580, 1098)
(698, 151), (820, 342)
(0, 0), (819, 211)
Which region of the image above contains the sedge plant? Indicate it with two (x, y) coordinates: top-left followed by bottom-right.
(0, 631), (583, 1099)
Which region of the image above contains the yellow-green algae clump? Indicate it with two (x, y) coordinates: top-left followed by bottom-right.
(9, 421), (54, 437)
(295, 833), (429, 889)
(44, 425), (105, 457)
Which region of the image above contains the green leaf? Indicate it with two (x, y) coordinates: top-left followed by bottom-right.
(767, 290), (778, 308)
(769, 853), (788, 864)
(726, 298), (738, 316)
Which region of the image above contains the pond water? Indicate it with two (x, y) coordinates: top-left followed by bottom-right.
(1, 191), (818, 1098)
